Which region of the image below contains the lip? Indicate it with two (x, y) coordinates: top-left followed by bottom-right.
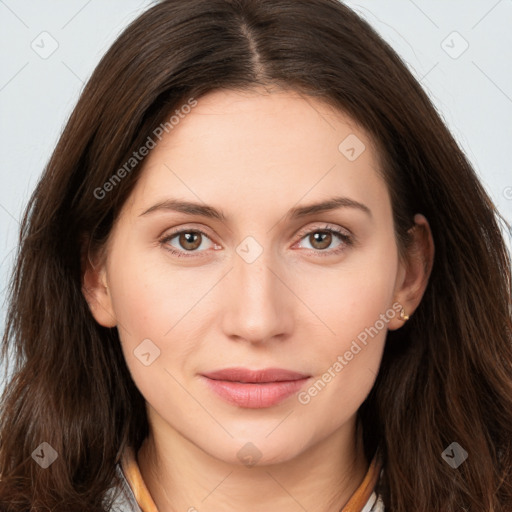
(200, 367), (311, 408)
(202, 367), (310, 383)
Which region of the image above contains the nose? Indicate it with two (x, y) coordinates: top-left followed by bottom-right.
(220, 246), (294, 345)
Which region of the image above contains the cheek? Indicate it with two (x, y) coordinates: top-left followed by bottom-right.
(110, 269), (167, 339)
(105, 247), (185, 372)
(107, 235), (201, 338)
(294, 237), (397, 407)
(304, 240), (398, 347)
(297, 273), (390, 422)
(106, 243), (218, 388)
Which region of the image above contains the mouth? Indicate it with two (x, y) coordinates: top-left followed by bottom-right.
(200, 367), (311, 408)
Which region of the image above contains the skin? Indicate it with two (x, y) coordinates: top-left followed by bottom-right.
(83, 86), (434, 512)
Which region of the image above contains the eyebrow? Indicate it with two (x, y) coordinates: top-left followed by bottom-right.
(139, 196), (372, 221)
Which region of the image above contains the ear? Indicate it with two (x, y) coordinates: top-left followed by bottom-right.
(81, 237), (118, 328)
(388, 213), (434, 330)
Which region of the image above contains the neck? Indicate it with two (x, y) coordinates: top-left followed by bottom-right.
(137, 413), (369, 512)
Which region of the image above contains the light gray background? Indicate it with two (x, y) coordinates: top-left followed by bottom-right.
(1, 1), (511, 383)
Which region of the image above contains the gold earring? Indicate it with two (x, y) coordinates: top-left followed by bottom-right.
(399, 307), (409, 321)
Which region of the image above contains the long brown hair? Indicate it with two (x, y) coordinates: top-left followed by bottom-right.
(1, 1), (511, 510)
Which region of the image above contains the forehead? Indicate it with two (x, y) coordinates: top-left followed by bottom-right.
(121, 87), (388, 223)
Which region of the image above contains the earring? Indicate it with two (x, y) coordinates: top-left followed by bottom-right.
(399, 307), (409, 321)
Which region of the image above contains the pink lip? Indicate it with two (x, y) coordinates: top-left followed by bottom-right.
(200, 367), (311, 408)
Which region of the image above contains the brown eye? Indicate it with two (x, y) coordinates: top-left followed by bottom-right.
(295, 225), (353, 256)
(160, 228), (216, 257)
(308, 231), (332, 250)
(178, 231), (202, 251)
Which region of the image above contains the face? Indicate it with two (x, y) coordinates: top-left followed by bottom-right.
(84, 87), (428, 466)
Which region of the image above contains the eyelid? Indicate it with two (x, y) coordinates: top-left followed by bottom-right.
(294, 222), (352, 240)
(159, 223), (217, 244)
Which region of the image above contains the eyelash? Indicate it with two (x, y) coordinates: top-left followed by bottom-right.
(159, 224), (354, 259)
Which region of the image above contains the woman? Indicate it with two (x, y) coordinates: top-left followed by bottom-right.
(1, 1), (511, 511)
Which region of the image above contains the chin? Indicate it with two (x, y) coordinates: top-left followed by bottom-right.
(207, 436), (306, 468)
